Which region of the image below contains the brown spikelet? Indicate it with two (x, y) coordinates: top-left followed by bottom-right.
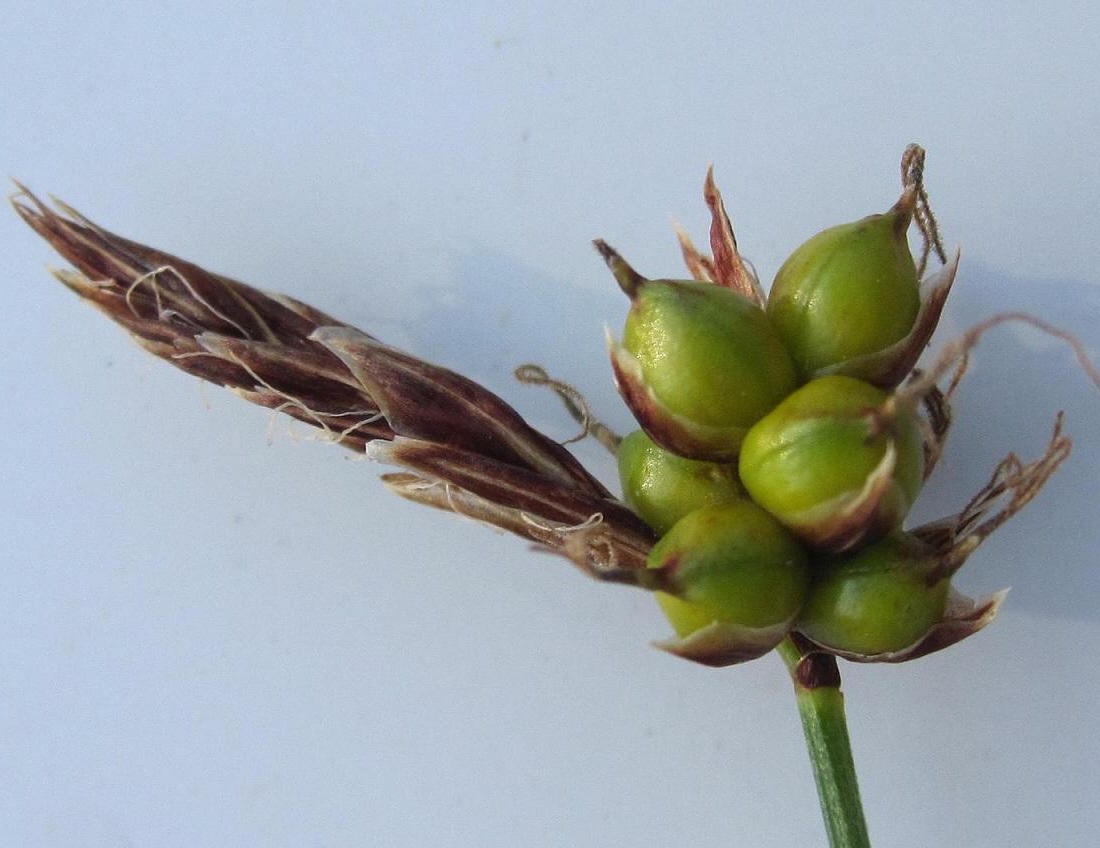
(13, 186), (654, 574)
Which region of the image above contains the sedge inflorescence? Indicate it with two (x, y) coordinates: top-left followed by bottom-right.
(602, 145), (1069, 667)
(16, 146), (1090, 672)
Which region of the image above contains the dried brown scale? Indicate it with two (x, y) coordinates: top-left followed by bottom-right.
(381, 471), (556, 542)
(673, 223), (716, 283)
(195, 335), (376, 402)
(192, 335), (391, 445)
(703, 167), (766, 305)
(316, 326), (613, 497)
(657, 627), (788, 667)
(789, 638), (842, 690)
(368, 437), (655, 567)
(384, 477), (657, 585)
(17, 193), (338, 347)
(108, 237), (356, 342)
(917, 384), (952, 479)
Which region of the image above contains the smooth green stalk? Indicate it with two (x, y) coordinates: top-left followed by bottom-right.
(778, 637), (870, 848)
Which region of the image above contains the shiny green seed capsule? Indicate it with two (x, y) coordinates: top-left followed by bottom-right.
(614, 279), (798, 461)
(648, 501), (810, 639)
(617, 429), (743, 535)
(739, 375), (924, 551)
(767, 197), (919, 381)
(797, 533), (950, 656)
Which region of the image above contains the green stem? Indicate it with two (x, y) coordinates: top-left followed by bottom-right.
(778, 637), (870, 848)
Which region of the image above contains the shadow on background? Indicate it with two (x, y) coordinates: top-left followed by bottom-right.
(915, 259), (1100, 623)
(393, 247), (1100, 623)
(394, 246), (634, 435)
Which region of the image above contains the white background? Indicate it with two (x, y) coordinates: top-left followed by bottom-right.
(2, 3), (1099, 846)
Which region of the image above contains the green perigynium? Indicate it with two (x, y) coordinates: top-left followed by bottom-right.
(616, 429), (742, 536)
(767, 189), (919, 382)
(592, 149), (1063, 675)
(797, 533), (950, 655)
(607, 267), (798, 462)
(738, 375), (924, 552)
(647, 501), (811, 641)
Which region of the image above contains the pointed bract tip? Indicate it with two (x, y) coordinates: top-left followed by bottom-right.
(593, 239), (645, 298)
(8, 180), (44, 220)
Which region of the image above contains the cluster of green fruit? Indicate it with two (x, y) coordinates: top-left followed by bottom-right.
(607, 177), (956, 666)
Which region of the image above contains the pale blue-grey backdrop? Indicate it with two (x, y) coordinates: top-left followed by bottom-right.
(2, 3), (1098, 846)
